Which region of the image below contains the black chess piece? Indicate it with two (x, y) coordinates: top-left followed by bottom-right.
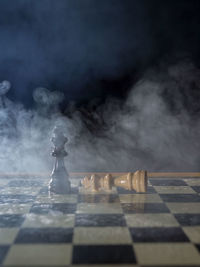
(49, 126), (71, 194)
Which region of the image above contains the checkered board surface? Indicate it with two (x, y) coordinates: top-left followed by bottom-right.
(0, 175), (200, 267)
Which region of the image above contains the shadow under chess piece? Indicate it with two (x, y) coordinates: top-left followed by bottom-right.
(49, 126), (71, 194)
(81, 170), (147, 193)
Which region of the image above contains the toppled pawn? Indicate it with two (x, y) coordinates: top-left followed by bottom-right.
(81, 170), (147, 193)
(49, 126), (71, 194)
(114, 170), (147, 193)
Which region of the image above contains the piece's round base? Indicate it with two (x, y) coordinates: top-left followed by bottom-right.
(114, 170), (148, 193)
(49, 177), (71, 194)
(132, 170), (147, 192)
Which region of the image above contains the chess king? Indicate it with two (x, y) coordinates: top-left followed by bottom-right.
(49, 125), (71, 194)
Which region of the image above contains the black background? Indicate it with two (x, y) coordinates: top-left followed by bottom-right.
(0, 0), (200, 109)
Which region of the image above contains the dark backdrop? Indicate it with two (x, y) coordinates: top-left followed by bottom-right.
(0, 0), (200, 108)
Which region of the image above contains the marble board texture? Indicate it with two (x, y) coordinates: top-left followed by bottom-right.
(0, 173), (199, 266)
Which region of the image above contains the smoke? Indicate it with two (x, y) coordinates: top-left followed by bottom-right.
(1, 0), (200, 107)
(0, 0), (152, 105)
(0, 59), (199, 173)
(66, 59), (200, 172)
(0, 85), (69, 173)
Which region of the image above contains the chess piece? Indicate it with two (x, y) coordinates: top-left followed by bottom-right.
(81, 170), (147, 193)
(81, 173), (113, 192)
(81, 174), (100, 192)
(114, 170), (147, 192)
(49, 126), (71, 194)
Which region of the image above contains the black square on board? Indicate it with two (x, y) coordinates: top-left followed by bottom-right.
(30, 204), (52, 214)
(149, 179), (187, 186)
(72, 245), (136, 264)
(0, 214), (25, 227)
(122, 203), (170, 213)
(52, 203), (77, 214)
(15, 228), (73, 243)
(117, 186), (156, 194)
(78, 194), (120, 203)
(30, 203), (77, 214)
(0, 246), (9, 264)
(159, 194), (200, 202)
(129, 227), (189, 242)
(191, 186), (200, 193)
(174, 214), (200, 226)
(195, 244), (200, 252)
(75, 214), (126, 227)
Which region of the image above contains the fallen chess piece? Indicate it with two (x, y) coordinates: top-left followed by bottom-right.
(81, 173), (113, 192)
(81, 170), (147, 193)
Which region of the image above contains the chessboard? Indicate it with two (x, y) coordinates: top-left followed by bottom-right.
(0, 173), (200, 267)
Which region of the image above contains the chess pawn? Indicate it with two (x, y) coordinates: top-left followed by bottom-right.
(114, 170), (147, 192)
(49, 126), (71, 194)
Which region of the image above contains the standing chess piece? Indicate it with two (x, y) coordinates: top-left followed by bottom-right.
(49, 126), (71, 194)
